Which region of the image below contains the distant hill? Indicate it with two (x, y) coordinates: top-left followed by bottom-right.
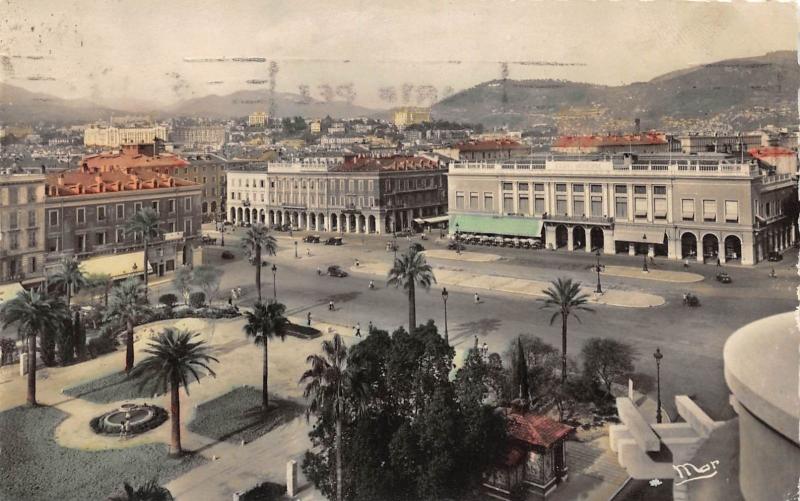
(432, 51), (799, 132)
(0, 83), (126, 124)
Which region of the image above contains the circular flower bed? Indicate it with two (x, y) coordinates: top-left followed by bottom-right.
(90, 403), (168, 436)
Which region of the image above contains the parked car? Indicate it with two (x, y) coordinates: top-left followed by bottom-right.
(327, 265), (348, 277)
(303, 235), (320, 243)
(325, 237), (343, 246)
(715, 272), (732, 283)
(447, 241), (464, 251)
(683, 293), (700, 307)
(767, 251), (783, 262)
(221, 250), (235, 260)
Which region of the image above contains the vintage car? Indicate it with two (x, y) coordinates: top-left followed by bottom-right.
(327, 265), (348, 277)
(715, 272), (732, 284)
(324, 237), (343, 246)
(303, 235), (321, 243)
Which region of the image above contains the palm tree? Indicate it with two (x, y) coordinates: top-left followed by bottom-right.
(86, 273), (114, 308)
(387, 247), (436, 331)
(0, 290), (68, 405)
(241, 224), (277, 303)
(243, 301), (288, 409)
(300, 334), (368, 501)
(132, 328), (218, 456)
(105, 278), (150, 372)
(125, 207), (163, 301)
(48, 256), (87, 309)
(107, 479), (174, 501)
(541, 278), (594, 383)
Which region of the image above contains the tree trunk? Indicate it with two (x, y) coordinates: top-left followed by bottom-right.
(408, 281), (416, 332)
(143, 239), (149, 301)
(335, 416), (343, 501)
(561, 311), (568, 384)
(125, 319), (134, 372)
(268, 339), (269, 411)
(170, 373), (182, 456)
(27, 333), (37, 406)
(66, 285), (72, 310)
(255, 244), (262, 303)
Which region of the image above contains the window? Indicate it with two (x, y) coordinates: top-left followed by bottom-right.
(615, 199), (628, 219)
(368, 180), (374, 191)
(591, 197), (603, 217)
(76, 207), (85, 225)
(534, 183), (544, 192)
(484, 193), (494, 211)
(518, 182), (529, 191)
(97, 206), (106, 221)
(48, 210), (59, 227)
(681, 199), (695, 221)
(469, 192), (479, 209)
(8, 233), (18, 250)
(534, 197), (545, 214)
(572, 184), (584, 193)
(614, 185), (627, 194)
(555, 183), (566, 193)
(96, 232), (106, 246)
(703, 200), (717, 221)
(151, 201), (159, 212)
(358, 180), (364, 191)
(47, 237), (59, 253)
(502, 182), (514, 191)
(116, 204), (124, 219)
(503, 195), (514, 213)
(518, 194), (530, 213)
(27, 230), (36, 248)
(27, 187), (37, 203)
(184, 219), (193, 234)
(634, 185), (647, 195)
(556, 198), (567, 215)
(116, 228), (125, 243)
(77, 234), (86, 252)
(455, 192), (465, 209)
(725, 201), (739, 222)
(590, 184), (602, 193)
(634, 198), (648, 218)
(9, 211), (18, 230)
(572, 199), (584, 216)
(653, 198), (667, 219)
(134, 202), (143, 213)
(27, 210), (35, 228)
(653, 185), (667, 195)
(765, 202), (771, 217)
(184, 197), (192, 211)
(167, 221), (176, 232)
(29, 257), (37, 274)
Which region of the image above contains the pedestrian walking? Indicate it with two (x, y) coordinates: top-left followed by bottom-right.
(119, 419), (128, 440)
(683, 258), (689, 268)
(306, 247), (311, 256)
(716, 257), (721, 267)
(368, 320), (373, 334)
(770, 268), (777, 278)
(329, 300), (334, 311)
(317, 266), (322, 276)
(236, 287), (242, 298)
(474, 292), (480, 304)
(369, 279), (374, 289)
(228, 295), (233, 306)
(355, 259), (360, 267)
(307, 312), (312, 326)
(356, 322), (361, 337)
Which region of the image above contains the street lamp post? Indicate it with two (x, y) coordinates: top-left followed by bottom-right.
(271, 264), (277, 300)
(654, 347), (663, 424)
(441, 287), (449, 346)
(455, 222), (461, 255)
(393, 232), (397, 260)
(595, 249), (602, 294)
(642, 234), (649, 272)
(220, 223), (225, 247)
(294, 240), (298, 259)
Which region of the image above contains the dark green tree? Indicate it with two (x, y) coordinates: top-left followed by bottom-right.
(513, 336), (529, 402)
(107, 478), (174, 501)
(387, 248), (436, 332)
(541, 278), (594, 383)
(581, 337), (637, 397)
(244, 301), (288, 409)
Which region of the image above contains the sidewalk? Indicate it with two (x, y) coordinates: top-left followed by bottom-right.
(353, 262), (665, 308)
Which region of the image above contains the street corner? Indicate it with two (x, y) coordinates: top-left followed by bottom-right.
(422, 249), (502, 262)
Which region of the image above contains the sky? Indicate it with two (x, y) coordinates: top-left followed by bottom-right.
(1, 0), (796, 110)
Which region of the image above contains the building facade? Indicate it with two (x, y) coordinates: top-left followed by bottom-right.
(44, 165), (202, 279)
(172, 153), (238, 221)
(170, 126), (226, 149)
(84, 125), (168, 147)
(393, 107), (431, 128)
(0, 174), (46, 287)
(248, 112), (268, 127)
(447, 153), (796, 265)
(226, 156), (447, 234)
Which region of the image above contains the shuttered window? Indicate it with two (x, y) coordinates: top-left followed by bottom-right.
(681, 199), (694, 220)
(725, 201), (739, 222)
(703, 200), (717, 221)
(634, 198), (648, 217)
(654, 198), (667, 219)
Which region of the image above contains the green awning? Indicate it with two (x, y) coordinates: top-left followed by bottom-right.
(450, 214), (543, 238)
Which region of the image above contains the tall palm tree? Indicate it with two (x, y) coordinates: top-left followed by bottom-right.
(243, 300), (288, 409)
(541, 277), (594, 383)
(300, 334), (368, 501)
(125, 207), (163, 301)
(107, 479), (174, 501)
(48, 256), (87, 309)
(105, 278), (150, 372)
(132, 328), (218, 456)
(387, 247), (436, 331)
(1, 290), (68, 405)
(241, 224), (277, 303)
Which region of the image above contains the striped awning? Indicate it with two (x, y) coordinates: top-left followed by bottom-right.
(450, 214), (543, 238)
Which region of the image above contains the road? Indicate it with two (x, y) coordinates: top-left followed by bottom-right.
(174, 226), (799, 421)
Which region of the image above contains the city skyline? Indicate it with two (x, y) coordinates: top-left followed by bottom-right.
(1, 0), (796, 110)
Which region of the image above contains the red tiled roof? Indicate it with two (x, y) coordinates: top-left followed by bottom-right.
(454, 139), (525, 152)
(333, 155), (441, 172)
(505, 410), (573, 449)
(748, 147), (795, 159)
(554, 133), (668, 148)
(82, 145), (189, 171)
(46, 165), (196, 197)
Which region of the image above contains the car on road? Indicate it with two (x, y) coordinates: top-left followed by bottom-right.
(447, 241), (464, 251)
(715, 271), (732, 283)
(325, 237), (343, 246)
(327, 265), (348, 277)
(683, 293), (700, 307)
(767, 251), (783, 262)
(221, 250), (235, 260)
(304, 235), (321, 243)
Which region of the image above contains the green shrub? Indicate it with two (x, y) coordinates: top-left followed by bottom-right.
(158, 294), (178, 309)
(87, 333), (118, 359)
(189, 292), (206, 309)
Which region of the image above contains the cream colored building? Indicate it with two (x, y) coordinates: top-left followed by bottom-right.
(0, 174), (46, 288)
(447, 153), (796, 265)
(393, 107), (431, 128)
(84, 125), (168, 147)
(248, 112), (268, 127)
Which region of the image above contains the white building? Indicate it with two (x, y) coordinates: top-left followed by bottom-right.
(84, 125), (168, 147)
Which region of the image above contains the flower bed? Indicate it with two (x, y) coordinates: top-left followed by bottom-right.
(90, 404), (168, 435)
(0, 405), (205, 501)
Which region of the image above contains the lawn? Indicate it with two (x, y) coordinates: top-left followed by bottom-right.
(63, 370), (205, 404)
(188, 386), (304, 444)
(0, 405), (205, 501)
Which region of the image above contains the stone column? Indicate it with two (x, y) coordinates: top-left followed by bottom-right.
(286, 460), (298, 497)
(628, 243), (635, 256)
(585, 228), (593, 252)
(718, 239), (726, 264)
(567, 228), (574, 251)
(545, 225), (557, 250)
(603, 228), (615, 255)
(648, 244), (655, 258)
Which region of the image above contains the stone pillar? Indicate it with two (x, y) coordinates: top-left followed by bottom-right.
(286, 460), (298, 497)
(790, 225), (796, 245)
(20, 352), (28, 376)
(628, 243), (635, 256)
(585, 228), (593, 252)
(567, 228), (574, 251)
(545, 225), (557, 250)
(603, 228), (615, 255)
(718, 239), (726, 264)
(648, 244), (655, 258)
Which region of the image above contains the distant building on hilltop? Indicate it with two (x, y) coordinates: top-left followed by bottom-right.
(248, 112), (268, 127)
(84, 125), (168, 148)
(552, 132), (672, 154)
(393, 107), (431, 128)
(170, 125), (226, 149)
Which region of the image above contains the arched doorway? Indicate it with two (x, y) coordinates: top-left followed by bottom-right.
(259, 209), (265, 224)
(702, 234), (719, 263)
(268, 210), (274, 226)
(572, 226), (586, 250)
(358, 215), (366, 233)
(210, 201), (216, 214)
(724, 235), (742, 262)
(590, 227), (604, 252)
(202, 201), (208, 214)
(299, 212), (306, 229)
(555, 225), (568, 248)
(231, 207), (237, 222)
(681, 233), (697, 260)
(318, 213), (326, 231)
(368, 215), (376, 233)
(331, 213), (338, 231)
